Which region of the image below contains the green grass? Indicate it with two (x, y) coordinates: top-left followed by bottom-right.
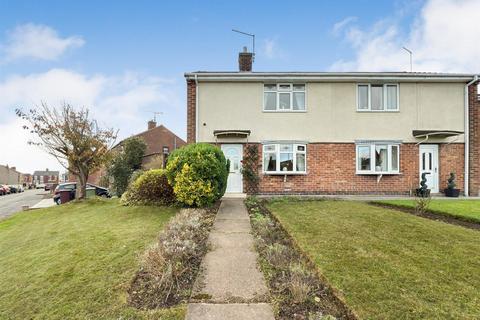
(267, 199), (480, 320)
(0, 199), (185, 320)
(375, 199), (480, 223)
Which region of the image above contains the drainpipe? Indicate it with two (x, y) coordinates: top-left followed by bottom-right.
(464, 75), (478, 197)
(195, 74), (199, 143)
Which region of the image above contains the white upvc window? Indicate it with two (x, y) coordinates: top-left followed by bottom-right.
(264, 83), (306, 111)
(263, 143), (306, 174)
(356, 143), (400, 174)
(357, 83), (399, 111)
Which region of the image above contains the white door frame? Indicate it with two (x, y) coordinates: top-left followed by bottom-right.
(419, 144), (439, 193)
(221, 144), (243, 193)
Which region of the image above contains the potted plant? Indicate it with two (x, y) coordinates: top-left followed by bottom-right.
(415, 172), (431, 197)
(444, 172), (460, 197)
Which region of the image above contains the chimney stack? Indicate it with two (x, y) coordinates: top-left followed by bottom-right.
(148, 120), (157, 130)
(238, 46), (253, 72)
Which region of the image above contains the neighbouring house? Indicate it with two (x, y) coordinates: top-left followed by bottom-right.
(185, 48), (480, 196)
(118, 120), (187, 170)
(0, 165), (22, 185)
(33, 169), (59, 187)
(86, 120), (186, 185)
(22, 173), (33, 187)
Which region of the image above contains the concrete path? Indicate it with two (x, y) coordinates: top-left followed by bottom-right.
(186, 199), (274, 320)
(30, 198), (55, 209)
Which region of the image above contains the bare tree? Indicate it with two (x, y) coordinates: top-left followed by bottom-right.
(16, 103), (117, 199)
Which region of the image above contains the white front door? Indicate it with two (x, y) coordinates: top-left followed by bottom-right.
(221, 144), (243, 193)
(419, 145), (439, 193)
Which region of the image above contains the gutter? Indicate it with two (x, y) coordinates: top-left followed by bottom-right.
(464, 75), (479, 197)
(184, 72), (474, 83)
(195, 74), (199, 143)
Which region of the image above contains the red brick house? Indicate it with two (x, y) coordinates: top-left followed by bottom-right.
(87, 121), (186, 185)
(185, 48), (480, 196)
(33, 169), (59, 187)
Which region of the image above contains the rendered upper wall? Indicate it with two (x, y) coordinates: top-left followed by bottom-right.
(197, 81), (465, 143)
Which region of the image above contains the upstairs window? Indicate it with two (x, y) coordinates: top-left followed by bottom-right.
(357, 84), (399, 111)
(263, 143), (306, 174)
(356, 143), (400, 174)
(264, 84), (306, 111)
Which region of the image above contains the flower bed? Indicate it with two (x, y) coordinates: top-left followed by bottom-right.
(128, 202), (219, 309)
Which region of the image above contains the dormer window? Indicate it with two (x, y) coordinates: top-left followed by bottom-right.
(264, 84), (306, 112)
(357, 84), (399, 111)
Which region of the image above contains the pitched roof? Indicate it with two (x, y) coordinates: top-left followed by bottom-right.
(33, 170), (59, 176)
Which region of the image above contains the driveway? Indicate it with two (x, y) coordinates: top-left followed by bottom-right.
(0, 189), (49, 219)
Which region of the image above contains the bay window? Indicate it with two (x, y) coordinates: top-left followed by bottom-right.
(356, 143), (400, 174)
(264, 84), (306, 111)
(357, 84), (399, 111)
(263, 143), (306, 174)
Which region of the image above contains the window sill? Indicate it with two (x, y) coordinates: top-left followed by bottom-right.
(356, 171), (401, 175)
(263, 172), (307, 176)
(356, 110), (400, 113)
(263, 109), (307, 113)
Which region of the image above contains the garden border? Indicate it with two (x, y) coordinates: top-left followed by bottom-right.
(127, 201), (221, 309)
(369, 201), (480, 231)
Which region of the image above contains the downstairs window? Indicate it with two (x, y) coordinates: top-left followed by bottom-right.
(263, 143), (306, 174)
(356, 143), (399, 174)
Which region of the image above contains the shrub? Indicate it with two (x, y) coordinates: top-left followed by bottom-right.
(108, 137), (147, 196)
(265, 243), (293, 269)
(166, 143), (228, 207)
(289, 263), (315, 304)
(121, 169), (174, 206)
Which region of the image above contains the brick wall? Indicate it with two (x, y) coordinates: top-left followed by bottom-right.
(439, 143), (465, 192)
(243, 143), (464, 195)
(187, 79), (196, 143)
(469, 81), (480, 196)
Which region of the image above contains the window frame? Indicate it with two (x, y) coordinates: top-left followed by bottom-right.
(263, 83), (307, 112)
(356, 83), (399, 112)
(262, 143), (307, 175)
(355, 143), (400, 175)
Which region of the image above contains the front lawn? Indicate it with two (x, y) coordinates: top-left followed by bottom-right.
(0, 199), (185, 320)
(375, 199), (480, 223)
(267, 199), (480, 320)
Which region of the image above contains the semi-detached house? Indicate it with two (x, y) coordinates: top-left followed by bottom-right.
(185, 49), (480, 196)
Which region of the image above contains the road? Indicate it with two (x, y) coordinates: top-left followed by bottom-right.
(0, 189), (49, 219)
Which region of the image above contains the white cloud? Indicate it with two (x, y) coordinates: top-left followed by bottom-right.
(1, 23), (84, 62)
(0, 69), (185, 173)
(330, 0), (480, 73)
(261, 37), (285, 60)
(332, 16), (357, 35)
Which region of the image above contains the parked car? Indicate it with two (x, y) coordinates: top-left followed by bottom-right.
(9, 185), (18, 193)
(36, 183), (46, 189)
(0, 185), (7, 195)
(1, 185), (11, 195)
(53, 182), (110, 205)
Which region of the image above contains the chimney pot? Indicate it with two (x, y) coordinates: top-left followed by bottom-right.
(238, 48), (253, 72)
(148, 120), (157, 130)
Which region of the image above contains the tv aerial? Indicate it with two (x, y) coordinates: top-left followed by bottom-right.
(147, 111), (163, 122)
(232, 29), (255, 61)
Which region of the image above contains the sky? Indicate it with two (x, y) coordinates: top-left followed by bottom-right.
(0, 0), (479, 173)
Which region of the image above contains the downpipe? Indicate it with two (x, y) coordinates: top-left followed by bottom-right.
(464, 75), (479, 197)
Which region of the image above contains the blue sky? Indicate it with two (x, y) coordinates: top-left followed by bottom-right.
(0, 0), (419, 74)
(0, 0), (479, 173)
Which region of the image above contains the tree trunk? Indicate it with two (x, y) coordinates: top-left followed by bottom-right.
(77, 168), (88, 200)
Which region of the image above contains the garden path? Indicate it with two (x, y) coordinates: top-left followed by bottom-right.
(185, 199), (274, 320)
